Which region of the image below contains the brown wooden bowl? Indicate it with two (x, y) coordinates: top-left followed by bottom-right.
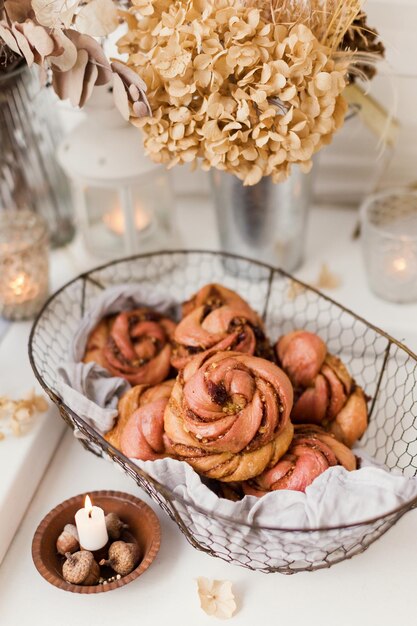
(32, 490), (161, 593)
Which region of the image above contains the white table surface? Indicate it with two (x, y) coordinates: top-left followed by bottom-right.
(1, 198), (417, 625)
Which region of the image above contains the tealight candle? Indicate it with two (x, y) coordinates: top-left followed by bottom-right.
(0, 210), (49, 320)
(360, 189), (417, 303)
(75, 495), (108, 552)
(103, 204), (151, 236)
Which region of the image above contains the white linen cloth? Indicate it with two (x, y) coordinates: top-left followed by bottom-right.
(56, 284), (417, 539)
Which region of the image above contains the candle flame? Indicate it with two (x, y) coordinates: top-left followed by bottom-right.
(10, 273), (28, 296)
(393, 257), (408, 273)
(103, 205), (151, 236)
(84, 495), (93, 518)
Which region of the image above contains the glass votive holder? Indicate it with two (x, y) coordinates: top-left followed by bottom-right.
(360, 189), (417, 303)
(0, 210), (49, 320)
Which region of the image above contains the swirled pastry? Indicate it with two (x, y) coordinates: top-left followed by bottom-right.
(105, 380), (175, 461)
(171, 284), (272, 369)
(83, 308), (176, 385)
(164, 350), (294, 482)
(243, 424), (357, 495)
(276, 330), (368, 447)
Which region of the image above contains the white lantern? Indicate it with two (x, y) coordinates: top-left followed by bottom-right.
(58, 86), (176, 259)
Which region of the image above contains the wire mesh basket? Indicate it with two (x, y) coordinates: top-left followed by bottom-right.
(29, 250), (417, 574)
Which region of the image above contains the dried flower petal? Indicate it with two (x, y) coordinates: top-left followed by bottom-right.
(315, 263), (342, 290)
(0, 389), (48, 439)
(197, 577), (237, 620)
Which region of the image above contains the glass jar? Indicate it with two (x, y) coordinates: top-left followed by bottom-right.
(0, 65), (74, 248)
(360, 189), (417, 303)
(0, 209), (49, 320)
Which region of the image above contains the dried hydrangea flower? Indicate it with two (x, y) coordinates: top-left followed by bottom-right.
(120, 0), (349, 185)
(197, 577), (237, 620)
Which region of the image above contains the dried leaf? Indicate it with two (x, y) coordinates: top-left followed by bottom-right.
(76, 0), (119, 37)
(49, 29), (78, 71)
(111, 60), (152, 120)
(11, 23), (35, 66)
(32, 0), (80, 29)
(66, 30), (112, 85)
(0, 22), (20, 55)
(4, 0), (32, 22)
(197, 578), (237, 620)
(68, 48), (89, 106)
(20, 21), (55, 64)
(112, 71), (130, 120)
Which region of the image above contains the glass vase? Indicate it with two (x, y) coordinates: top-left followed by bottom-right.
(0, 65), (74, 248)
(211, 168), (313, 272)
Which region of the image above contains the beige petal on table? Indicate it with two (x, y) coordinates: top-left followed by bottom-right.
(76, 0), (119, 37)
(197, 578), (237, 620)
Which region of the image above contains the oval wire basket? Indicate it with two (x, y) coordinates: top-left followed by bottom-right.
(29, 250), (417, 574)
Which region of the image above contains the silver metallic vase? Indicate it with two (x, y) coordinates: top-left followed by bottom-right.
(211, 168), (313, 272)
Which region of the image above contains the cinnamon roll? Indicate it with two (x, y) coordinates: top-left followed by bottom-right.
(171, 284), (272, 369)
(164, 350), (294, 482)
(243, 424), (357, 495)
(83, 308), (176, 386)
(105, 380), (175, 461)
(276, 330), (368, 447)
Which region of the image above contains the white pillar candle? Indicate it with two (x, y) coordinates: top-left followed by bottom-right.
(75, 495), (108, 551)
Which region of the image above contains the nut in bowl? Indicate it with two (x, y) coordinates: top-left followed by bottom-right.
(32, 491), (161, 593)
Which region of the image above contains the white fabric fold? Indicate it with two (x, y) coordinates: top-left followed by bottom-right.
(55, 283), (417, 556)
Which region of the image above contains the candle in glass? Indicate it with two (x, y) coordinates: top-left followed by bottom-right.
(103, 204), (151, 236)
(75, 495), (108, 551)
(0, 210), (49, 320)
(360, 190), (417, 303)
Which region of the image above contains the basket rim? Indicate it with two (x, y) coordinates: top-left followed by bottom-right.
(28, 249), (417, 533)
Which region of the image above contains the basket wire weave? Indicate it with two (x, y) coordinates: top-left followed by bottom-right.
(28, 251), (417, 574)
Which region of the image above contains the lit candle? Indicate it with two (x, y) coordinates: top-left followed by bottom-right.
(6, 272), (40, 304)
(0, 210), (49, 320)
(391, 256), (408, 274)
(104, 205), (151, 236)
(75, 495), (108, 551)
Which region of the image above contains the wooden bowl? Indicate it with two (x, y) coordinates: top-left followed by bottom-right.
(32, 490), (161, 593)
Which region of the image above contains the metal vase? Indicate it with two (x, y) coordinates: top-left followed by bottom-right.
(0, 66), (74, 247)
(211, 168), (313, 272)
